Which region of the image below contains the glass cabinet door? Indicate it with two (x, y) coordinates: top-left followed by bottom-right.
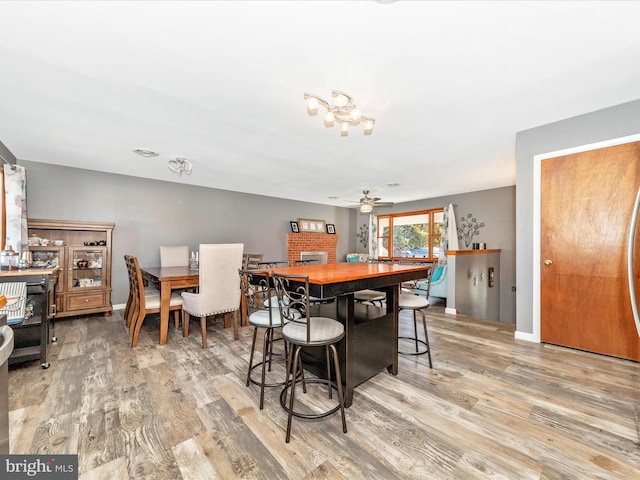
(30, 246), (63, 269)
(68, 247), (106, 290)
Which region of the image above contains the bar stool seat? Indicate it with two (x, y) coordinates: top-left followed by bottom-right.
(398, 292), (429, 309)
(248, 308), (282, 327)
(282, 317), (344, 343)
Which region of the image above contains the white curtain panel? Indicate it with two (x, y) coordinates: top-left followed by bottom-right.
(440, 203), (459, 264)
(4, 165), (28, 255)
(0, 170), (4, 247)
(368, 214), (378, 259)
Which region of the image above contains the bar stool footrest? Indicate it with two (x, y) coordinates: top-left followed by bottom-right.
(248, 357), (289, 388)
(279, 378), (342, 419)
(398, 336), (430, 356)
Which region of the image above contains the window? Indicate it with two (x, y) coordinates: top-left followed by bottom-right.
(376, 208), (444, 262)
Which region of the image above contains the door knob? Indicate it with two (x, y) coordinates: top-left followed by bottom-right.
(544, 259), (553, 266)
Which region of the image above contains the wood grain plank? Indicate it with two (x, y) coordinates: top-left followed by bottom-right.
(29, 412), (79, 455)
(78, 457), (130, 480)
(214, 373), (314, 478)
(197, 393), (290, 479)
(301, 460), (349, 480)
(173, 437), (220, 480)
(120, 419), (181, 479)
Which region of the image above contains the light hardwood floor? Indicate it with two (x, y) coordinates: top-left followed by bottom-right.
(8, 306), (640, 479)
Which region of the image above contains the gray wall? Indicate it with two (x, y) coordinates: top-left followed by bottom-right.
(516, 99), (640, 334)
(22, 161), (358, 307)
(21, 162), (517, 323)
(354, 186), (516, 324)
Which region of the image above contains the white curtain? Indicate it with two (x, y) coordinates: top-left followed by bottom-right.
(439, 203), (459, 264)
(368, 213), (378, 259)
(3, 165), (28, 255)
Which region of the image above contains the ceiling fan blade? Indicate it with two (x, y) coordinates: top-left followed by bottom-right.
(353, 190), (392, 207)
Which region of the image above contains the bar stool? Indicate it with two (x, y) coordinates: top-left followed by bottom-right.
(271, 272), (347, 443)
(398, 266), (434, 368)
(354, 289), (386, 307)
(257, 260), (289, 269)
(238, 269), (291, 410)
(293, 259), (319, 266)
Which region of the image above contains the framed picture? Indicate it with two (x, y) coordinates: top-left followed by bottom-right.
(326, 224), (336, 234)
(297, 218), (326, 233)
(290, 221), (299, 233)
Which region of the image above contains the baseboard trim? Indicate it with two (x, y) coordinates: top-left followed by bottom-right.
(444, 307), (458, 315)
(515, 330), (539, 343)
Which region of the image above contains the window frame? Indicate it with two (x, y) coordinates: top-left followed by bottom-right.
(376, 208), (444, 262)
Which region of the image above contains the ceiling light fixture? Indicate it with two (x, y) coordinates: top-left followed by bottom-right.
(132, 148), (159, 157)
(304, 90), (375, 136)
(168, 157), (192, 176)
(359, 203), (374, 214)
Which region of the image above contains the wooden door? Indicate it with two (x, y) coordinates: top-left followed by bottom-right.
(540, 141), (640, 360)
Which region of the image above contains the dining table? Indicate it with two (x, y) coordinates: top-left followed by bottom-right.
(264, 261), (429, 407)
(139, 266), (199, 345)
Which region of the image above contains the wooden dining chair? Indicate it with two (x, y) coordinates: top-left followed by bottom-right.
(246, 254), (263, 270)
(124, 255), (161, 330)
(240, 253), (264, 325)
(181, 243), (244, 348)
(124, 254), (135, 328)
(127, 255), (183, 347)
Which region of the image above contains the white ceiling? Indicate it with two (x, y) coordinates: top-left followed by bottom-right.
(2, 1), (640, 208)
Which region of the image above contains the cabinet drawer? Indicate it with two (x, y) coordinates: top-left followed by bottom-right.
(66, 292), (106, 311)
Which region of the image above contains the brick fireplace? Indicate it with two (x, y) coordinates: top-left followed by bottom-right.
(287, 233), (338, 265)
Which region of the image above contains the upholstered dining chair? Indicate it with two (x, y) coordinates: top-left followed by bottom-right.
(160, 245), (190, 267)
(127, 255), (183, 347)
(239, 269), (294, 409)
(271, 272), (347, 443)
(182, 243), (244, 348)
(398, 265), (434, 367)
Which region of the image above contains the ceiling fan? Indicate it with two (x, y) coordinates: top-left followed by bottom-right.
(356, 190), (394, 213)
